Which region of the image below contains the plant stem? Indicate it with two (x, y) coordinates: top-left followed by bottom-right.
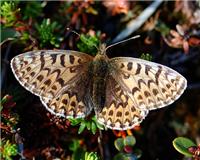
(98, 129), (104, 159)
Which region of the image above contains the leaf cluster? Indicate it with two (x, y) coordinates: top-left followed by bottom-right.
(1, 2), (20, 27)
(0, 95), (20, 160)
(69, 116), (104, 135)
(77, 33), (101, 56)
(1, 2), (63, 48)
(69, 139), (100, 160)
(0, 140), (18, 160)
(140, 53), (152, 61)
(1, 95), (18, 132)
(21, 1), (43, 20)
(35, 18), (63, 48)
(114, 135), (141, 160)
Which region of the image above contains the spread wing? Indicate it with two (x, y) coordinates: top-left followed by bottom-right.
(97, 75), (149, 130)
(40, 72), (93, 118)
(11, 50), (94, 118)
(97, 57), (187, 130)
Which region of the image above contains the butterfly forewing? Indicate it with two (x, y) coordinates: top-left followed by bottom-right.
(109, 57), (187, 110)
(11, 50), (93, 118)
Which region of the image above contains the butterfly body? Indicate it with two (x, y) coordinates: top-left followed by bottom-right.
(91, 50), (110, 113)
(11, 45), (187, 130)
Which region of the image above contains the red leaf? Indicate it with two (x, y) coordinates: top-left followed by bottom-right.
(124, 145), (133, 153)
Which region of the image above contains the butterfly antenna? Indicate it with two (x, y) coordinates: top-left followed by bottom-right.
(66, 28), (80, 38)
(66, 28), (99, 51)
(105, 35), (140, 51)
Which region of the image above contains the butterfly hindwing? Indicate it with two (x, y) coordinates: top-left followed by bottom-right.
(40, 72), (93, 118)
(97, 75), (148, 130)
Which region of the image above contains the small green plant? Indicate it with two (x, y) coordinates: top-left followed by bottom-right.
(69, 139), (85, 160)
(35, 18), (62, 48)
(69, 139), (100, 160)
(0, 140), (18, 160)
(1, 95), (19, 159)
(1, 95), (18, 132)
(69, 116), (104, 135)
(77, 33), (101, 56)
(85, 152), (100, 160)
(155, 20), (171, 36)
(140, 53), (152, 61)
(114, 135), (141, 160)
(1, 2), (20, 27)
(22, 1), (44, 20)
(173, 137), (200, 159)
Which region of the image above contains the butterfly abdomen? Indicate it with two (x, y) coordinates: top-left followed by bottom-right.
(91, 56), (109, 112)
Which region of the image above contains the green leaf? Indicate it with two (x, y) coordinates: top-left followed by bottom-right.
(73, 147), (85, 160)
(78, 121), (86, 134)
(91, 121), (97, 135)
(2, 140), (18, 160)
(155, 20), (170, 36)
(114, 138), (124, 152)
(92, 116), (104, 130)
(1, 95), (8, 105)
(1, 2), (20, 27)
(77, 34), (100, 56)
(86, 121), (91, 130)
(140, 53), (152, 61)
(35, 18), (61, 47)
(124, 136), (136, 147)
(69, 139), (80, 152)
(113, 153), (138, 160)
(172, 137), (196, 157)
(69, 118), (83, 126)
(96, 122), (104, 130)
(79, 34), (96, 47)
(85, 152), (100, 160)
(22, 1), (43, 20)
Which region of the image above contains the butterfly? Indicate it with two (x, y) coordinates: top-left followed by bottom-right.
(11, 43), (187, 130)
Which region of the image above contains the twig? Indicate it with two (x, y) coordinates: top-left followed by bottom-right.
(112, 0), (163, 43)
(98, 130), (104, 160)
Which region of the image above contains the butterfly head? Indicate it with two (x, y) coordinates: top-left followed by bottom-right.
(93, 43), (109, 61)
(97, 35), (141, 56)
(98, 43), (107, 55)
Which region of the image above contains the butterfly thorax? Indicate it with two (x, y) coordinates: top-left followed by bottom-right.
(91, 50), (109, 113)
